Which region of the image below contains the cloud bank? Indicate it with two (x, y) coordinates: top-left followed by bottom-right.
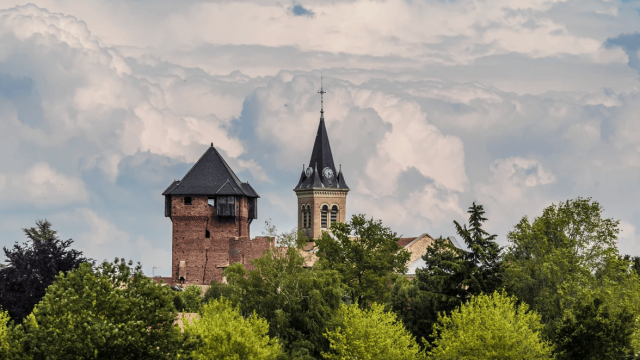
(0, 1), (639, 274)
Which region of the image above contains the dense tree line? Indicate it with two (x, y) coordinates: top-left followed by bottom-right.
(1, 197), (639, 359)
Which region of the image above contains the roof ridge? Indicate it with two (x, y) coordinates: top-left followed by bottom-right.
(211, 147), (248, 194)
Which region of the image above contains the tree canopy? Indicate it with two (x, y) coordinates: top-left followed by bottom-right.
(503, 197), (621, 334)
(428, 291), (553, 360)
(14, 258), (196, 359)
(0, 219), (90, 322)
(184, 298), (282, 360)
(323, 303), (422, 360)
(224, 227), (344, 359)
(315, 214), (410, 306)
(389, 202), (501, 343)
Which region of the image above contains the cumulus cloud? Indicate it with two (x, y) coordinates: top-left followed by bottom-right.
(0, 162), (89, 208)
(2, 0), (640, 273)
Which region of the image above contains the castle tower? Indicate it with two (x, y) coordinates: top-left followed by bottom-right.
(162, 144), (268, 285)
(294, 79), (349, 240)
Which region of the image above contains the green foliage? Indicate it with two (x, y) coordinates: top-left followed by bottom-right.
(229, 225), (344, 359)
(428, 291), (553, 360)
(316, 214), (410, 306)
(390, 202), (501, 343)
(22, 219), (58, 242)
(14, 258), (196, 359)
(0, 311), (11, 358)
(0, 219), (90, 322)
(323, 303), (422, 360)
(174, 285), (203, 313)
(554, 297), (635, 360)
(184, 298), (282, 360)
(504, 197), (620, 334)
(202, 278), (242, 305)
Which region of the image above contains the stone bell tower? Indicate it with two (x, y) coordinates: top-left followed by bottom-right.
(293, 78), (349, 240)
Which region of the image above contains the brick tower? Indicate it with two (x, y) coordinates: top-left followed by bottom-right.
(163, 144), (270, 285)
(294, 79), (349, 240)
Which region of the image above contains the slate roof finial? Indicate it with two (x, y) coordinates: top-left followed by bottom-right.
(210, 142), (213, 147)
(318, 74), (326, 120)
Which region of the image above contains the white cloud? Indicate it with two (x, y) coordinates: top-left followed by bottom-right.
(0, 162), (89, 208)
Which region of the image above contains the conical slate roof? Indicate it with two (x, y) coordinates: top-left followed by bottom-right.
(163, 144), (259, 197)
(294, 85), (349, 190)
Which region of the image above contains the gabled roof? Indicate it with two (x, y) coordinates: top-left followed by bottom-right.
(163, 144), (259, 197)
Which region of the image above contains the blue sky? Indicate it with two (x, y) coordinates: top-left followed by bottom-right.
(1, 0), (640, 276)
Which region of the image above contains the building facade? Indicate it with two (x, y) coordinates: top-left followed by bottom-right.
(162, 145), (272, 285)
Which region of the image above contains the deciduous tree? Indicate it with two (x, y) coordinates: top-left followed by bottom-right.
(316, 214), (410, 306)
(229, 226), (344, 359)
(554, 297), (635, 360)
(15, 258), (197, 359)
(503, 197), (620, 334)
(184, 298), (282, 360)
(428, 291), (553, 359)
(323, 303), (422, 360)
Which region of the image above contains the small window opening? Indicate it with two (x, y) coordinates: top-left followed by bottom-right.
(184, 197), (192, 205)
(205, 230), (210, 238)
(208, 197), (215, 206)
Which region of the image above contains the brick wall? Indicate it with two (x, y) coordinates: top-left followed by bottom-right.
(169, 195), (272, 285)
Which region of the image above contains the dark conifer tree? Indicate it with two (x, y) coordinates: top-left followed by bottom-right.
(389, 202), (502, 344)
(0, 220), (90, 322)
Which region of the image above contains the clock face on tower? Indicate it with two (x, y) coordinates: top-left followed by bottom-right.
(323, 167), (334, 179)
(305, 167), (313, 177)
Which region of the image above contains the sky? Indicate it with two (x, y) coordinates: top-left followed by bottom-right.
(1, 0), (640, 276)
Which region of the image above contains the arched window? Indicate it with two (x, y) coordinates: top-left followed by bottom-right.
(306, 205), (311, 229)
(331, 205), (338, 226)
(321, 205), (329, 228)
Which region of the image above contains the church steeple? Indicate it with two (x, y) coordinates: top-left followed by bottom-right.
(294, 77), (348, 190)
(294, 77), (349, 240)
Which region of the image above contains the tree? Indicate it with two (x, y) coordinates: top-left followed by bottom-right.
(323, 303), (422, 360)
(15, 258), (197, 359)
(316, 214), (410, 306)
(389, 202), (501, 343)
(0, 311), (10, 358)
(554, 297), (635, 360)
(230, 226), (344, 359)
(184, 298), (282, 360)
(174, 284), (203, 313)
(0, 219), (90, 322)
(428, 291), (553, 359)
(503, 197), (620, 334)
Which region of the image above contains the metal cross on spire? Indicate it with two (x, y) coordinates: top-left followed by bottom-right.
(318, 74), (326, 120)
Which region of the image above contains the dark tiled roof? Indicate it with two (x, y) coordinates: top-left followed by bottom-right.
(241, 182), (260, 198)
(397, 237), (418, 247)
(162, 180), (180, 195)
(294, 116), (349, 190)
(163, 144), (259, 197)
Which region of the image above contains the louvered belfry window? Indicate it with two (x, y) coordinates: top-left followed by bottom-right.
(302, 205), (307, 229)
(331, 205), (338, 225)
(321, 205), (329, 228)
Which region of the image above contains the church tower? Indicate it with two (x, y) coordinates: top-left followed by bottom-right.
(294, 79), (349, 240)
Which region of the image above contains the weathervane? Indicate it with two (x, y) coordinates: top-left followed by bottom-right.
(318, 74), (326, 119)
